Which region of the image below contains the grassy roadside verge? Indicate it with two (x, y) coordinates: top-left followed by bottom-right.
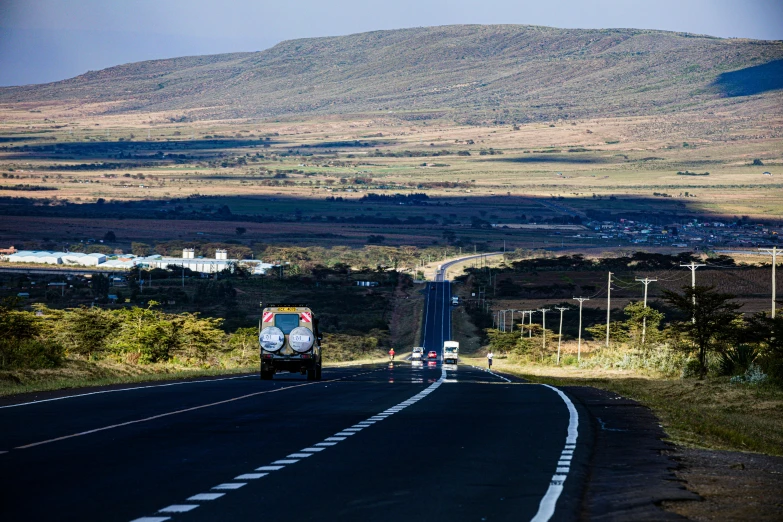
(463, 356), (783, 457)
(0, 359), (257, 398)
(0, 356), (397, 398)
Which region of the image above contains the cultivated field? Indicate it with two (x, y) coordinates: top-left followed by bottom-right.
(1, 107), (781, 254)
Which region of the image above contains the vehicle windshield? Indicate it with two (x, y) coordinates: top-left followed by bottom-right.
(445, 347), (457, 353)
(274, 313), (300, 334)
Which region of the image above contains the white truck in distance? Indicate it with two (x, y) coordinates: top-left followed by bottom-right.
(443, 341), (459, 364)
(411, 347), (424, 361)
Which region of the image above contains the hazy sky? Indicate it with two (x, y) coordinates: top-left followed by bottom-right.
(1, 0), (781, 87)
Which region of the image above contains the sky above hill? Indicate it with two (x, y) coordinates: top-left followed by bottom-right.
(1, 0), (781, 87)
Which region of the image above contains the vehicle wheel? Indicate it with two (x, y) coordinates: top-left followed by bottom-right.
(315, 363), (322, 381)
(307, 367), (317, 381)
(261, 369), (273, 380)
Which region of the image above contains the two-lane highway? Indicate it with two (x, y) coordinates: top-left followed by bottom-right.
(421, 281), (452, 356)
(0, 275), (587, 522)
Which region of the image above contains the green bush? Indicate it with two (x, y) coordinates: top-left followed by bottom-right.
(0, 339), (64, 369)
(719, 344), (758, 376)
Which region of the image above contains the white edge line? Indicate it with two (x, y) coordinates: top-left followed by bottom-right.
(0, 375), (254, 409)
(530, 384), (579, 522)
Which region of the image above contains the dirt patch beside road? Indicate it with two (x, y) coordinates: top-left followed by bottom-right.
(663, 448), (783, 521)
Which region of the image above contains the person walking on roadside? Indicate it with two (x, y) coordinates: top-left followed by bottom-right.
(487, 350), (493, 370)
(389, 348), (395, 361)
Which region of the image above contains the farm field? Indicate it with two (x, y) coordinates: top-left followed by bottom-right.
(1, 107), (781, 254)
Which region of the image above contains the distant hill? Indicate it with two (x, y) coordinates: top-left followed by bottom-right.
(2, 25), (782, 122)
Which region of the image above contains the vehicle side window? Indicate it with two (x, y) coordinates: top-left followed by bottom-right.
(274, 313), (300, 334)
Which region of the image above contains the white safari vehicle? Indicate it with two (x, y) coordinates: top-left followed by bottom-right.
(260, 304), (322, 380)
(411, 347), (425, 361)
(443, 341), (459, 364)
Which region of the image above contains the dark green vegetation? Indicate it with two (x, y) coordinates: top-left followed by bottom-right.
(2, 25), (781, 122)
(0, 263), (417, 395)
(460, 252), (783, 382)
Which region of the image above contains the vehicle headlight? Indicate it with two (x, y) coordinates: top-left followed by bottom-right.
(259, 326), (285, 352)
(289, 326), (314, 353)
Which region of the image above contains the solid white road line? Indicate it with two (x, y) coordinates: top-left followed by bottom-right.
(14, 382), (318, 450)
(131, 518), (170, 522)
(0, 375), (254, 409)
(530, 384), (580, 522)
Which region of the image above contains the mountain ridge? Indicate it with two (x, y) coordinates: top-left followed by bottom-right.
(2, 24), (782, 122)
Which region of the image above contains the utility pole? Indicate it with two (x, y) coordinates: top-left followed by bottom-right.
(539, 308), (551, 353)
(605, 272), (612, 347)
(759, 246), (778, 318)
(573, 297), (590, 363)
(635, 277), (657, 346)
(681, 262), (705, 323)
(555, 307), (569, 365)
(519, 311), (527, 337)
(527, 310), (534, 338)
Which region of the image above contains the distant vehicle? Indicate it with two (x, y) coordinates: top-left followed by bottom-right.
(443, 341), (459, 364)
(411, 347), (424, 361)
(259, 304), (322, 381)
(451, 296), (459, 306)
(427, 351), (438, 360)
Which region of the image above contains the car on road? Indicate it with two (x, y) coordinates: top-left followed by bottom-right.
(411, 347), (424, 361)
(259, 303), (322, 381)
(427, 351), (438, 360)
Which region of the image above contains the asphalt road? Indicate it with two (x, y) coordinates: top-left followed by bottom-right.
(0, 280), (586, 522)
(421, 281), (452, 354)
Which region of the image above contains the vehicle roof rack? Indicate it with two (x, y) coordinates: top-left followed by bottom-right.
(264, 303), (309, 307)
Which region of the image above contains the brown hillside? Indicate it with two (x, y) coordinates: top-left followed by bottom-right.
(1, 24), (782, 122)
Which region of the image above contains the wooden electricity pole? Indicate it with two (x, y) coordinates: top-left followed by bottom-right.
(573, 297), (589, 363)
(759, 246), (778, 318)
(635, 277), (657, 346)
(605, 272), (612, 347)
(680, 262), (705, 323)
(555, 306), (569, 365)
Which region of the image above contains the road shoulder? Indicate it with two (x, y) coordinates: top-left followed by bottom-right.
(562, 385), (698, 520)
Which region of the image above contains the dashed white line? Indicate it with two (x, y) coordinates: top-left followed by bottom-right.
(131, 367), (447, 522)
(188, 493), (224, 501)
(256, 465), (285, 471)
(159, 505), (199, 513)
(212, 483), (246, 490)
(235, 473), (267, 480)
